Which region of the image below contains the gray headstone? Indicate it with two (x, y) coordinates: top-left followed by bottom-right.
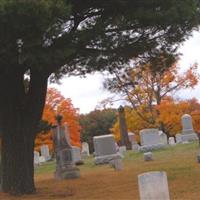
(182, 114), (194, 133)
(40, 144), (51, 161)
(138, 171), (170, 200)
(93, 134), (121, 164)
(93, 134), (117, 156)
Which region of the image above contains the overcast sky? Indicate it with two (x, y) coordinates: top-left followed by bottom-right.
(51, 30), (200, 114)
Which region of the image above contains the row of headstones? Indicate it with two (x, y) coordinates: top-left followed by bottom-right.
(129, 114), (198, 152)
(34, 143), (90, 166)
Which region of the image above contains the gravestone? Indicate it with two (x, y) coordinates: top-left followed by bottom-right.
(40, 144), (51, 161)
(181, 114), (198, 142)
(118, 106), (132, 150)
(93, 134), (121, 164)
(34, 151), (40, 166)
(144, 152), (153, 161)
(139, 129), (166, 152)
(138, 171), (170, 200)
(53, 116), (80, 180)
(81, 142), (90, 158)
(168, 137), (175, 145)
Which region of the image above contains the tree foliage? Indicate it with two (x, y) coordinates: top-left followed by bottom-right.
(105, 61), (199, 134)
(35, 88), (81, 153)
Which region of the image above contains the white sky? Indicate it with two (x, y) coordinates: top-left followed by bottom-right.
(50, 30), (200, 114)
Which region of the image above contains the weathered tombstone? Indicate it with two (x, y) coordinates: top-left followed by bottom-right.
(168, 137), (175, 145)
(118, 106), (132, 150)
(34, 151), (40, 166)
(81, 142), (90, 158)
(40, 144), (51, 161)
(93, 134), (121, 164)
(144, 152), (153, 161)
(175, 134), (182, 144)
(181, 114), (198, 142)
(159, 131), (168, 145)
(53, 115), (80, 179)
(138, 171), (170, 200)
(139, 129), (166, 152)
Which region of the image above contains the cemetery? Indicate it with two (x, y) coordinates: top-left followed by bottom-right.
(0, 1), (200, 199)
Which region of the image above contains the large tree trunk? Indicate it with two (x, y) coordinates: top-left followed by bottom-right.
(0, 68), (48, 195)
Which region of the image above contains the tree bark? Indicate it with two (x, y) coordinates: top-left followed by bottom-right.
(0, 68), (48, 195)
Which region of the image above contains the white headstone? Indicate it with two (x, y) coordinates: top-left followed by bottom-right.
(81, 142), (90, 158)
(40, 144), (51, 161)
(138, 171), (170, 200)
(168, 137), (175, 145)
(34, 151), (40, 166)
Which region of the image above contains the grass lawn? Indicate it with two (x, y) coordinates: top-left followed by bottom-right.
(1, 142), (200, 200)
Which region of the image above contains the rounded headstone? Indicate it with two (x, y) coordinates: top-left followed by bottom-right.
(181, 114), (193, 131)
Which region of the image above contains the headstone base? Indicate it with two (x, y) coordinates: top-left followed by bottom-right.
(138, 144), (166, 152)
(181, 133), (198, 142)
(55, 166), (80, 180)
(95, 153), (121, 165)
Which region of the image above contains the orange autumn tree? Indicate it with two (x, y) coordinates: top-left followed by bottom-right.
(158, 98), (200, 136)
(105, 60), (199, 136)
(35, 88), (81, 153)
